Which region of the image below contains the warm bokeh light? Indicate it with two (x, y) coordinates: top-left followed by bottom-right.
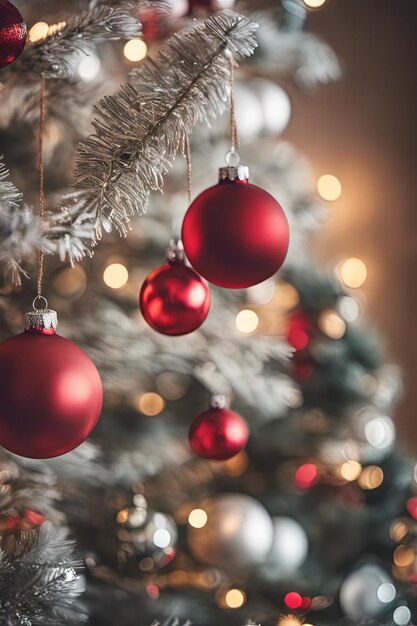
(236, 309), (259, 333)
(358, 465), (384, 490)
(136, 392), (165, 416)
(156, 371), (189, 401)
(318, 309), (346, 339)
(393, 545), (415, 568)
(28, 21), (49, 42)
(304, 0), (326, 7)
(340, 460), (362, 481)
(317, 174), (342, 200)
(277, 282), (300, 311)
(139, 557), (154, 572)
(338, 258), (368, 289)
(294, 463), (319, 490)
(225, 589), (246, 609)
(103, 263), (129, 289)
(188, 509), (208, 529)
(124, 39), (148, 62)
(391, 520), (409, 542)
(53, 266), (87, 300)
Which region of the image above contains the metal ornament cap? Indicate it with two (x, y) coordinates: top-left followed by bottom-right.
(218, 165), (250, 183)
(25, 304), (58, 332)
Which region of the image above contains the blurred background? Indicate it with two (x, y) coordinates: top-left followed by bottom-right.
(283, 0), (417, 450)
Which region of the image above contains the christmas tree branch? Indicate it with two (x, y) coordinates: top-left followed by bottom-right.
(0, 524), (86, 625)
(51, 10), (258, 262)
(9, 3), (142, 79)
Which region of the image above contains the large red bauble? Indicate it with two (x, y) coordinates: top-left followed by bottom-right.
(0, 329), (103, 459)
(189, 406), (248, 461)
(182, 178), (289, 289)
(0, 1), (27, 68)
(140, 262), (211, 336)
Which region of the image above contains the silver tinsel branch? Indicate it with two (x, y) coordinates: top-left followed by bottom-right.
(8, 3), (142, 79)
(0, 524), (86, 626)
(52, 10), (258, 261)
(0, 159), (46, 286)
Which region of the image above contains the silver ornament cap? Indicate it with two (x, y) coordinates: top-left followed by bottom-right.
(219, 148), (250, 183)
(25, 297), (58, 331)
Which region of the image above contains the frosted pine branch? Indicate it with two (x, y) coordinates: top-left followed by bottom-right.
(0, 159), (47, 286)
(51, 10), (258, 262)
(9, 3), (142, 79)
(0, 524), (87, 625)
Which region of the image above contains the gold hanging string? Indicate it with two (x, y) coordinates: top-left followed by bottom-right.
(185, 134), (192, 205)
(36, 74), (46, 302)
(229, 59), (240, 152)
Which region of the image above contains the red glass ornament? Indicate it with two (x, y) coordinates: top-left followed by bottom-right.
(0, 0), (27, 68)
(182, 167), (289, 289)
(140, 251), (211, 336)
(189, 398), (248, 461)
(0, 310), (102, 459)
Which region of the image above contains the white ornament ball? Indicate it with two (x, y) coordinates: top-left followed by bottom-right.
(187, 493), (274, 566)
(339, 564), (394, 619)
(234, 83), (264, 141)
(269, 516), (309, 574)
(234, 79), (292, 141)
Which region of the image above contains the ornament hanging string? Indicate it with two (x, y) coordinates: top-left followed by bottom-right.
(229, 59), (240, 153)
(36, 74), (46, 304)
(185, 135), (192, 204)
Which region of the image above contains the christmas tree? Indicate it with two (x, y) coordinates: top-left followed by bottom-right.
(0, 2), (414, 626)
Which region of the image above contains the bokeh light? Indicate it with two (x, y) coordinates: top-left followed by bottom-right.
(317, 174), (342, 201)
(53, 266), (87, 300)
(284, 592), (302, 610)
(364, 416), (395, 450)
(340, 460), (362, 481)
(393, 606), (411, 625)
(318, 309), (346, 339)
(124, 39), (148, 62)
(236, 309), (259, 334)
(136, 392), (165, 416)
(278, 617), (302, 626)
(304, 0), (326, 7)
(188, 509), (208, 529)
(103, 263), (129, 289)
(277, 282), (300, 311)
(225, 589), (246, 609)
(391, 520), (409, 542)
(394, 545), (415, 568)
(406, 496), (417, 520)
(153, 528), (171, 548)
(338, 258), (368, 289)
(338, 296), (360, 322)
(294, 464), (319, 490)
(28, 22), (49, 42)
(377, 582), (396, 603)
(78, 54), (101, 81)
(358, 465), (384, 490)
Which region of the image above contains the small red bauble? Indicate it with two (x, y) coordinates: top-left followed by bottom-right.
(0, 308), (102, 459)
(189, 397), (248, 461)
(0, 0), (27, 69)
(182, 165), (289, 289)
(140, 242), (211, 336)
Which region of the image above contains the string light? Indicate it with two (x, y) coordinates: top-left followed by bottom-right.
(277, 282), (300, 311)
(28, 22), (49, 42)
(317, 174), (342, 200)
(358, 465), (384, 490)
(318, 309), (346, 339)
(224, 589), (246, 608)
(136, 392), (165, 416)
(188, 509), (208, 529)
(103, 263), (129, 289)
(340, 460), (362, 481)
(393, 606), (411, 625)
(394, 545), (415, 568)
(338, 258), (368, 289)
(124, 39), (148, 62)
(236, 309), (259, 334)
(304, 0), (326, 7)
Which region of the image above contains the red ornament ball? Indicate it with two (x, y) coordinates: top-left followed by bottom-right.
(0, 327), (103, 459)
(140, 262), (211, 336)
(0, 0), (27, 68)
(189, 405), (248, 461)
(182, 176), (289, 289)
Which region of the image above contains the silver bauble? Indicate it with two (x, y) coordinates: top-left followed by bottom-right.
(266, 516), (309, 575)
(339, 564), (395, 619)
(187, 493), (274, 566)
